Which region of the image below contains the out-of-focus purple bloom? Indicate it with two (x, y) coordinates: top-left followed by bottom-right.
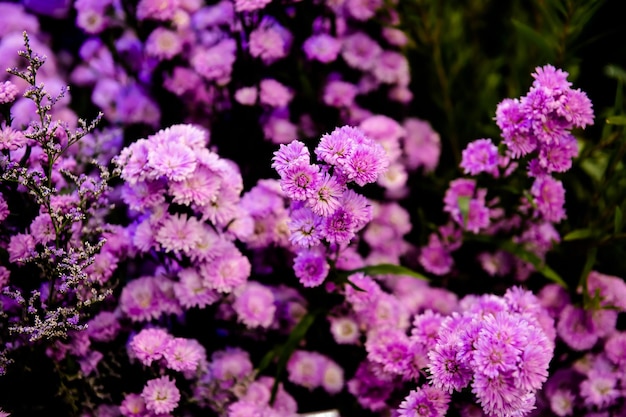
(460, 138), (499, 176)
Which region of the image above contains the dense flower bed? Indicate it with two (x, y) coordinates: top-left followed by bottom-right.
(1, 1), (625, 416)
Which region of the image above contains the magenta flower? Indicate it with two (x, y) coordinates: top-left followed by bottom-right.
(0, 80), (19, 104)
(271, 140), (310, 175)
(293, 249), (330, 287)
(141, 376), (180, 414)
(279, 162), (321, 201)
(303, 33), (341, 63)
(233, 282), (276, 328)
(164, 337), (204, 372)
(130, 328), (172, 366)
(308, 173), (344, 217)
(531, 176), (566, 223)
(288, 207), (323, 247)
(460, 138), (499, 176)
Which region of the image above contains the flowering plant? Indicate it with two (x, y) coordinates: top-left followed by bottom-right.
(1, 1), (626, 417)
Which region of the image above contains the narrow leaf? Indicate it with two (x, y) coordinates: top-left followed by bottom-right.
(458, 195), (470, 229)
(563, 229), (595, 241)
(269, 311), (318, 404)
(500, 241), (568, 288)
(606, 115), (626, 125)
(604, 64), (626, 83)
(511, 19), (554, 55)
(344, 263), (429, 281)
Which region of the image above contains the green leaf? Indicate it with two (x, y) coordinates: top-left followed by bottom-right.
(344, 263), (429, 281)
(269, 311), (318, 404)
(511, 19), (555, 56)
(604, 65), (626, 83)
(499, 240), (568, 288)
(615, 206), (623, 234)
(579, 246), (598, 308)
(606, 115), (626, 125)
(458, 195), (470, 228)
(563, 229), (596, 241)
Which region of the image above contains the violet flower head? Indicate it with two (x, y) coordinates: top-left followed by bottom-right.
(398, 385), (450, 417)
(233, 281), (276, 328)
(141, 376), (181, 414)
(530, 176), (566, 223)
(460, 138), (499, 176)
(0, 80), (19, 104)
(136, 0), (179, 21)
(271, 140), (310, 175)
(293, 249), (330, 287)
(130, 327), (172, 366)
(163, 337), (204, 372)
(303, 33), (341, 63)
(248, 20), (292, 64)
(234, 0), (272, 12)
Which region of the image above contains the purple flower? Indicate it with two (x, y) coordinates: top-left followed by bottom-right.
(419, 234), (453, 276)
(495, 98), (536, 158)
(403, 118), (441, 172)
(0, 80), (19, 104)
(146, 140), (197, 182)
(460, 138), (499, 176)
(373, 51), (410, 86)
(248, 21), (292, 64)
(279, 162), (321, 201)
(322, 207), (356, 244)
(411, 310), (444, 349)
(428, 341), (473, 393)
(130, 328), (172, 366)
(308, 173), (344, 217)
(173, 268), (220, 309)
(234, 0), (272, 12)
(303, 33), (341, 63)
(556, 305), (598, 351)
(0, 125), (28, 151)
(580, 371), (619, 408)
(531, 176), (566, 223)
(191, 39), (237, 84)
(323, 80), (358, 108)
(315, 126), (361, 166)
(288, 206), (323, 247)
(163, 337), (204, 372)
(272, 140), (310, 175)
(341, 32), (382, 71)
(329, 316), (360, 344)
(233, 281), (276, 328)
(145, 28), (182, 60)
(201, 249), (251, 293)
(537, 134), (578, 173)
(286, 350), (325, 389)
(343, 142), (389, 186)
(155, 213), (202, 254)
(141, 376), (180, 414)
(86, 311), (120, 342)
(293, 249), (330, 287)
(366, 329), (411, 377)
(259, 79), (293, 108)
(398, 385), (450, 417)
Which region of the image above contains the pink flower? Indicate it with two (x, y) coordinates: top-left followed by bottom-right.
(233, 282), (276, 328)
(141, 376), (181, 414)
(259, 79), (293, 108)
(164, 337), (205, 372)
(145, 28), (182, 60)
(303, 34), (341, 63)
(130, 328), (172, 366)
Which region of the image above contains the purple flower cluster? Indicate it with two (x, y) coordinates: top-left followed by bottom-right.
(423, 287), (554, 417)
(273, 125), (388, 287)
